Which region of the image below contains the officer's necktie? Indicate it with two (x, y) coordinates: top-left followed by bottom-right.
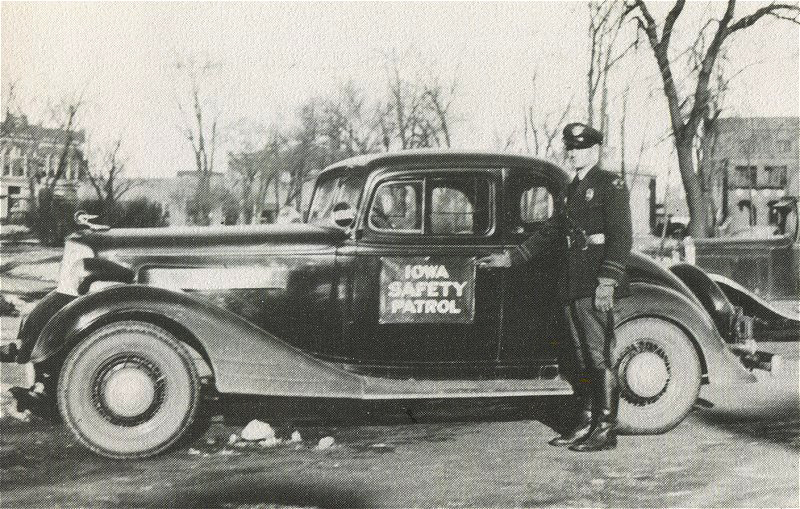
(567, 175), (580, 200)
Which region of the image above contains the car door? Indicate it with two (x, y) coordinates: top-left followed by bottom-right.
(497, 167), (563, 366)
(340, 167), (507, 379)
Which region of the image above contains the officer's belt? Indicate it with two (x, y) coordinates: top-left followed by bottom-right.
(561, 198), (605, 248)
(585, 233), (605, 245)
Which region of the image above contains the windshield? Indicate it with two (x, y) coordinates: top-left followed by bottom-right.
(307, 173), (365, 226)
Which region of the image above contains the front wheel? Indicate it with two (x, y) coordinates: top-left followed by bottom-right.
(58, 321), (201, 459)
(615, 317), (701, 435)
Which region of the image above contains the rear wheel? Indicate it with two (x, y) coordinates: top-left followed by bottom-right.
(58, 321), (201, 459)
(615, 317), (701, 435)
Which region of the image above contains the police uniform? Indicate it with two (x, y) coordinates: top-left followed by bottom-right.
(508, 122), (632, 452)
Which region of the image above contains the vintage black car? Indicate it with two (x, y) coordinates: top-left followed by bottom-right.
(2, 151), (780, 459)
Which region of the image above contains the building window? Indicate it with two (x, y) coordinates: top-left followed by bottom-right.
(7, 186), (21, 213)
(737, 200), (757, 226)
(11, 160), (24, 177)
(764, 165), (788, 188)
(777, 139), (793, 153)
(734, 165), (757, 187)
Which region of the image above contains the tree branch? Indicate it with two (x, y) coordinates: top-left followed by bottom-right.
(661, 0), (686, 49)
(728, 3), (799, 32)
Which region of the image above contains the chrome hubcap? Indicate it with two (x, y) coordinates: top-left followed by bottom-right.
(618, 341), (671, 406)
(92, 354), (165, 426)
(626, 352), (669, 398)
(103, 367), (156, 417)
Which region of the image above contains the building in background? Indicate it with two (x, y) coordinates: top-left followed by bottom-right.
(708, 116), (799, 235)
(0, 113), (88, 221)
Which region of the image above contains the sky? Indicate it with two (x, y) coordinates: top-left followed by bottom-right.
(2, 1), (798, 195)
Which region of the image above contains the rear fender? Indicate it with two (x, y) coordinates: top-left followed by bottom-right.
(616, 282), (756, 385)
(31, 285), (363, 397)
(669, 263), (737, 341)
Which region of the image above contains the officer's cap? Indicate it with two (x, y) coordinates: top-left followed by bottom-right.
(563, 122), (603, 150)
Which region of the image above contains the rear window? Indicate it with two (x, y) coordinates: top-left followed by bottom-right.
(519, 186), (554, 224)
(429, 177), (492, 235)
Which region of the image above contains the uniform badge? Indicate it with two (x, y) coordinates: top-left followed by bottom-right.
(585, 188), (594, 201)
(612, 177), (626, 189)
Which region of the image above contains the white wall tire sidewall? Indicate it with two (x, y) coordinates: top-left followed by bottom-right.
(58, 321), (200, 459)
(615, 317), (701, 435)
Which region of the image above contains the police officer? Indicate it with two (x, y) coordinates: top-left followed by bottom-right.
(477, 122), (632, 452)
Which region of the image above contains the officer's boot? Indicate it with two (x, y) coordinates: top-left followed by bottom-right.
(548, 383), (593, 447)
(570, 369), (618, 452)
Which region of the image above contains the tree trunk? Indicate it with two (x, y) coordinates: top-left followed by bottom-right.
(675, 136), (709, 237)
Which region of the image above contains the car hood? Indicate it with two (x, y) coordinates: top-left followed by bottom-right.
(72, 223), (348, 252)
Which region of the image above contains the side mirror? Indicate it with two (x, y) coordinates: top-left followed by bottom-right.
(332, 202), (355, 228)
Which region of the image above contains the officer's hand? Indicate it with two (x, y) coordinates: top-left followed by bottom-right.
(476, 252), (511, 268)
(594, 283), (615, 312)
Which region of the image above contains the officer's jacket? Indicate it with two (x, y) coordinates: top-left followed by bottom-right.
(509, 165), (633, 301)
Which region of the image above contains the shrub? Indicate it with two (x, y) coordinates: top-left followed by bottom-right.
(27, 190), (78, 246)
(77, 198), (169, 228)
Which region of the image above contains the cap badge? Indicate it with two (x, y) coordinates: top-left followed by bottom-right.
(585, 188), (594, 201)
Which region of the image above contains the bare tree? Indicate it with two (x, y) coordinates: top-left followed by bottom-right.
(228, 123), (287, 224)
(380, 51), (426, 150)
(85, 139), (137, 216)
(625, 0), (799, 237)
(378, 50), (459, 150)
(587, 0), (638, 148)
(322, 81), (382, 157)
(174, 55), (223, 226)
(514, 74), (573, 160)
(421, 69), (459, 148)
(228, 82), (385, 224)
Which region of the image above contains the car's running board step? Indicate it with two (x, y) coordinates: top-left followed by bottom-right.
(359, 376), (573, 400)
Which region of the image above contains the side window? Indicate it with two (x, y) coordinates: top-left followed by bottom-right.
(520, 186), (554, 224)
(429, 177), (492, 235)
(369, 180), (423, 232)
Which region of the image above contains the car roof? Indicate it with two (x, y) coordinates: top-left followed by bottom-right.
(319, 150), (568, 181)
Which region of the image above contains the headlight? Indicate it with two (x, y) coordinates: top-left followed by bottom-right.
(55, 240), (94, 296)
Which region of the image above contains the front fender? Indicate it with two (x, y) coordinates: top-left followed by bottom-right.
(616, 282), (756, 385)
(31, 285), (363, 398)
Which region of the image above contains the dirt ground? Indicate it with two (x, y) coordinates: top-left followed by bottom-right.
(1, 341), (797, 508)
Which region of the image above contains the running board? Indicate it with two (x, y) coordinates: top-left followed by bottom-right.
(360, 376), (573, 400)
